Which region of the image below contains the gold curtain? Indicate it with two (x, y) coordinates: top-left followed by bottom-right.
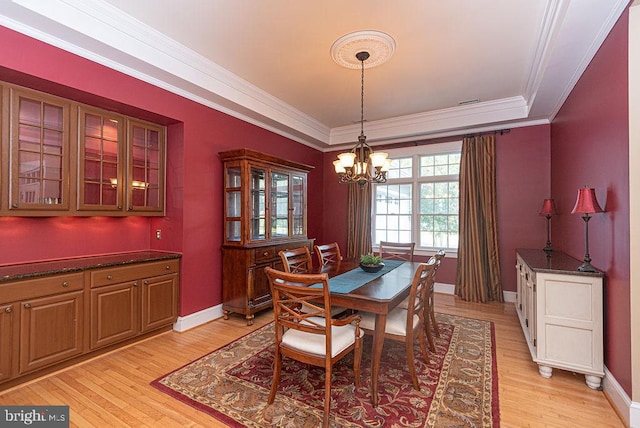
(455, 135), (504, 302)
(346, 183), (373, 260)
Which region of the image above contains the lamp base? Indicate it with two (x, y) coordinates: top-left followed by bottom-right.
(577, 261), (599, 273)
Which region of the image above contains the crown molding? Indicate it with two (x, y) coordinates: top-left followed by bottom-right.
(0, 0), (629, 152)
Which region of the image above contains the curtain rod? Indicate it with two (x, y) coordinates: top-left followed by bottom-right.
(379, 128), (511, 150)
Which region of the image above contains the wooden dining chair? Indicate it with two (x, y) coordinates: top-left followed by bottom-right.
(264, 267), (363, 428)
(399, 250), (445, 352)
(358, 260), (436, 391)
(314, 242), (343, 266)
(378, 241), (416, 261)
(427, 250), (446, 341)
(279, 247), (313, 273)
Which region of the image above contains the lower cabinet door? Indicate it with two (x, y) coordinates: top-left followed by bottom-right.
(91, 282), (139, 350)
(19, 291), (84, 374)
(140, 274), (178, 333)
(0, 303), (16, 382)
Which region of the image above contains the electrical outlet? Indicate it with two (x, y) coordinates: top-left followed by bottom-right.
(155, 229), (162, 240)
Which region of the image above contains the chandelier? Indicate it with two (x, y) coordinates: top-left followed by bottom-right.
(333, 51), (390, 187)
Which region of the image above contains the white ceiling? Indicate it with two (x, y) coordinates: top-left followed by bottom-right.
(0, 0), (629, 150)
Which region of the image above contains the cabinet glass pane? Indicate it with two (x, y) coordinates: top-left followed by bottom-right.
(292, 175), (304, 236)
(129, 125), (161, 209)
(271, 172), (289, 238)
(226, 167), (241, 188)
(226, 191), (241, 217)
(250, 168), (266, 240)
(16, 97), (65, 205)
(80, 112), (122, 207)
(226, 221), (241, 241)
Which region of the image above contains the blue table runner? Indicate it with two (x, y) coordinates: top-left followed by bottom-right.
(324, 259), (405, 294)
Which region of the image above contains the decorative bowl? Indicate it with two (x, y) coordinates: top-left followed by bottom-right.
(360, 262), (384, 273)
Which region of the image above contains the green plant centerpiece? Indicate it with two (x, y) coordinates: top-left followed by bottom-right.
(360, 253), (384, 273)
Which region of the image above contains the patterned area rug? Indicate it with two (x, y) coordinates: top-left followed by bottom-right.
(152, 313), (499, 427)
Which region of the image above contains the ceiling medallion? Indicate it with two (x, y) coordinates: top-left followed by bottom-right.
(330, 30), (396, 69)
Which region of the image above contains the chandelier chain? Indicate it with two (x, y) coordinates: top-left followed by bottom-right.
(360, 56), (365, 137)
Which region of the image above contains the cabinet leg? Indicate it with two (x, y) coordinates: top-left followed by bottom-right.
(585, 374), (603, 390)
(246, 315), (254, 326)
(223, 310), (230, 320)
(538, 365), (553, 378)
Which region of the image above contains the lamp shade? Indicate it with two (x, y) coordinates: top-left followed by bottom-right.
(571, 187), (603, 214)
(540, 198), (557, 216)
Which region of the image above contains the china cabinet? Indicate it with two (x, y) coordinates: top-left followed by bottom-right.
(219, 149), (314, 324)
(515, 249), (604, 389)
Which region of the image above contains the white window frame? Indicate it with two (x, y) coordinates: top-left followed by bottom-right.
(372, 141), (462, 258)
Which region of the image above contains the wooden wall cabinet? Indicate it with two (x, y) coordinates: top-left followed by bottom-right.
(89, 259), (179, 350)
(1, 82), (166, 216)
(515, 249), (604, 389)
(219, 149), (314, 324)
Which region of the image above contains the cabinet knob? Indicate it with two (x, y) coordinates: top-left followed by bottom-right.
(4, 306), (12, 313)
(165, 265), (170, 270)
(107, 275), (113, 280)
(263, 251), (269, 256)
(62, 281), (69, 287)
(133, 281), (139, 287)
(11, 203), (18, 208)
(24, 303), (31, 309)
(144, 280), (149, 285)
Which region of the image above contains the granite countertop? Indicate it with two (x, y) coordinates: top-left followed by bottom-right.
(0, 251), (182, 283)
(516, 248), (604, 277)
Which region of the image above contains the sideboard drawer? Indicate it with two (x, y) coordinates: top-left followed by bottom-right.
(90, 259), (180, 288)
(0, 273), (84, 304)
(254, 247), (276, 263)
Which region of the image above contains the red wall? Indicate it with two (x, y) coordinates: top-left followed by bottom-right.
(322, 126), (552, 292)
(0, 26), (325, 316)
(550, 9), (631, 394)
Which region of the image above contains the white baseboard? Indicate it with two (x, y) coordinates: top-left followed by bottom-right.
(600, 361), (640, 427)
(433, 282), (517, 304)
(173, 304), (223, 332)
(434, 282), (455, 294)
(503, 290), (516, 303)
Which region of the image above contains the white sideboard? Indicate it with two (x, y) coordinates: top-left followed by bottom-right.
(515, 249), (604, 389)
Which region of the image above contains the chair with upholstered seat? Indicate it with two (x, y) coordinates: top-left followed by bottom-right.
(279, 247), (313, 273)
(264, 267), (363, 428)
(378, 241), (415, 261)
(314, 242), (343, 266)
(280, 246), (347, 317)
(358, 260), (436, 390)
(398, 250), (445, 352)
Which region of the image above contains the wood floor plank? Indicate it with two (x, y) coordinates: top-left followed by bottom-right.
(0, 294), (625, 427)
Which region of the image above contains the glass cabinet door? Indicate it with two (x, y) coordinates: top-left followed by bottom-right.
(250, 167), (266, 240)
(225, 166), (242, 242)
(291, 174), (305, 237)
(270, 172), (289, 238)
(9, 89), (69, 210)
(128, 120), (165, 212)
(78, 108), (123, 210)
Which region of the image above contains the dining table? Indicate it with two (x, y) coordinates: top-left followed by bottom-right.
(312, 259), (419, 407)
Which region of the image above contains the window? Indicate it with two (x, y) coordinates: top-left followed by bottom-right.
(372, 141), (461, 253)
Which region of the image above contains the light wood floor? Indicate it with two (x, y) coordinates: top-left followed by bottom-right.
(0, 294), (625, 428)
